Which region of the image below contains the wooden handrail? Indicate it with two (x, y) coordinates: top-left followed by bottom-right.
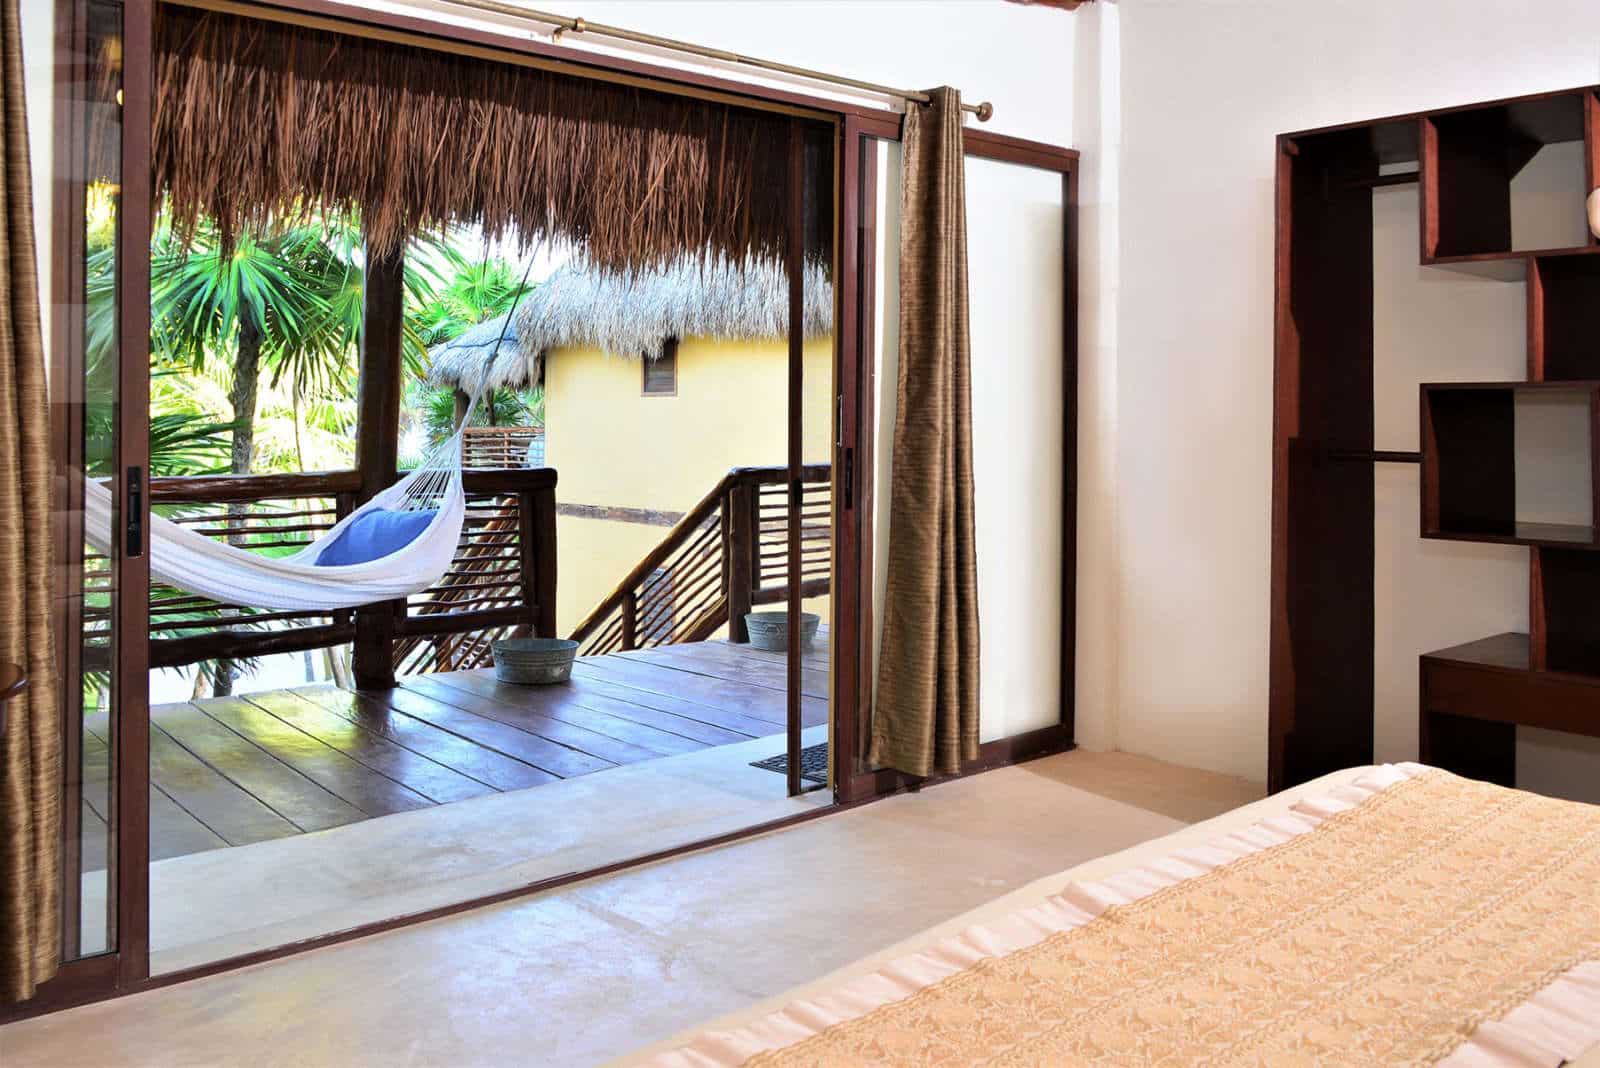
(144, 466), (559, 506)
(569, 463), (831, 653)
(568, 471), (738, 645)
(92, 466), (561, 674)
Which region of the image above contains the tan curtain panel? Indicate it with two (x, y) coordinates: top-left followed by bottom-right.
(0, 0), (62, 1003)
(869, 88), (979, 778)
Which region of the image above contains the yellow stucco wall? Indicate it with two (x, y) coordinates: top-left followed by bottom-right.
(548, 334), (835, 638)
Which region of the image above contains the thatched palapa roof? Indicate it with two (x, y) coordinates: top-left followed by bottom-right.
(429, 258), (834, 394)
(153, 7), (830, 272)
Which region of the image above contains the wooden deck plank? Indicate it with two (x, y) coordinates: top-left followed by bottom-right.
(127, 635), (832, 862)
(146, 723), (306, 845)
(709, 633), (831, 671)
(609, 642), (830, 699)
(291, 685), (559, 792)
(430, 671), (720, 753)
(572, 655), (829, 728)
(361, 684), (616, 780)
(84, 712), (243, 859)
(241, 690), (500, 805)
(148, 787), (230, 862)
(559, 672), (772, 739)
(402, 675), (672, 765)
(459, 670), (751, 748)
(152, 702), (367, 833)
(194, 697), (434, 819)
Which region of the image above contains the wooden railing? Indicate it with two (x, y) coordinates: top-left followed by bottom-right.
(82, 467), (557, 677)
(568, 464), (831, 658)
(463, 425), (544, 469)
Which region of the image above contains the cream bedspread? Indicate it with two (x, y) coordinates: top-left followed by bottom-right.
(615, 765), (1600, 1067)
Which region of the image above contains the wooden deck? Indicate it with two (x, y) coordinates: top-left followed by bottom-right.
(80, 635), (829, 867)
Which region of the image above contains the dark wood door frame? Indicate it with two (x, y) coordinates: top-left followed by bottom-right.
(7, 0), (1078, 1021)
(835, 119), (1080, 805)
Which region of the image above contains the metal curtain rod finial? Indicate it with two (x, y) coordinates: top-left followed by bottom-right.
(438, 0), (996, 121)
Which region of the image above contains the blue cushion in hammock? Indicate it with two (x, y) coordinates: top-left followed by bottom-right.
(314, 508), (438, 567)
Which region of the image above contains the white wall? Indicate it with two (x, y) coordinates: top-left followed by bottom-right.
(375, 0), (1077, 148)
(1115, 0), (1600, 786)
(20, 0), (54, 359)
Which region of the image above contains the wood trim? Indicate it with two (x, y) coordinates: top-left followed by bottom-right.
(148, 469), (363, 503)
(116, 0), (157, 986)
(1281, 83), (1600, 143)
(49, 0), (89, 964)
(832, 116), (864, 799)
(841, 124), (1078, 804)
(555, 502), (684, 527)
(1060, 160), (1080, 747)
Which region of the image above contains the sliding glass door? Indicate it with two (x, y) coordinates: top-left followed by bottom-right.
(42, 0), (152, 994)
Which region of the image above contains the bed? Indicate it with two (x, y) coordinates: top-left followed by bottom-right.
(615, 765), (1600, 1067)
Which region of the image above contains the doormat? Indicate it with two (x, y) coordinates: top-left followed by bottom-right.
(750, 742), (829, 786)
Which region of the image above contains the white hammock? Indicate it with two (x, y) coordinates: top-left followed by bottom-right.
(83, 428), (469, 612)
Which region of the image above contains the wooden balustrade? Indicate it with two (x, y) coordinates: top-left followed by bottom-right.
(83, 467), (558, 676)
(568, 463), (830, 657)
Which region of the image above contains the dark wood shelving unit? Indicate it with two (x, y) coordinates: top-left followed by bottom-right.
(1272, 84), (1600, 793)
(1420, 381), (1600, 548)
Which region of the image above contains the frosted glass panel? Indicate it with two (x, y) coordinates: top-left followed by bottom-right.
(872, 148), (1067, 746)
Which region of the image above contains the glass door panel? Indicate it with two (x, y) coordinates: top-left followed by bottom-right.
(45, 0), (129, 963)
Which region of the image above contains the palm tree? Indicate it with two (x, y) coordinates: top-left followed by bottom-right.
(145, 211), (456, 694)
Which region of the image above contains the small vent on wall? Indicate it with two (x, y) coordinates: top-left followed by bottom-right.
(643, 338), (679, 396)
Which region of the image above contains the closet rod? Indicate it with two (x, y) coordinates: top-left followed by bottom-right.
(1346, 171), (1421, 189)
(434, 0), (996, 121)
(1327, 449), (1422, 464)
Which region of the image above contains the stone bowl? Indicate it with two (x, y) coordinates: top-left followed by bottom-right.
(491, 637), (578, 685)
(744, 611), (820, 653)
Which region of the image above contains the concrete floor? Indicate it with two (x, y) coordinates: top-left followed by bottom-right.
(1, 749), (1261, 1068)
(131, 725), (830, 973)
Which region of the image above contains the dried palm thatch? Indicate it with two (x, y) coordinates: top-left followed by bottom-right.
(153, 6), (829, 271)
(428, 257), (833, 394)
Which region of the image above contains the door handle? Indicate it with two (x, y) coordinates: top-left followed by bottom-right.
(126, 466), (144, 558)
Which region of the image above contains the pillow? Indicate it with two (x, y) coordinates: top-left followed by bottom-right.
(314, 508), (438, 567)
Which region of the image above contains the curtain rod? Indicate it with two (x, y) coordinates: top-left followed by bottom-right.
(432, 0), (996, 121)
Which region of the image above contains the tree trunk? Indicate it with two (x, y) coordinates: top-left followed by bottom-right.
(212, 316), (265, 698)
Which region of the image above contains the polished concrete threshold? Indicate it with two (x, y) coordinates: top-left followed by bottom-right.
(81, 725), (830, 975)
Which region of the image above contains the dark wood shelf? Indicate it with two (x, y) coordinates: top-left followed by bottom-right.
(1422, 91), (1596, 262)
(1421, 521), (1596, 549)
(1420, 381), (1599, 548)
(1531, 253), (1600, 380)
(1422, 632), (1529, 672)
(1421, 630), (1600, 788)
(1422, 245), (1600, 283)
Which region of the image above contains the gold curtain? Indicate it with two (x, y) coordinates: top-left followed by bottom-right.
(869, 88), (979, 778)
(0, 0), (62, 1004)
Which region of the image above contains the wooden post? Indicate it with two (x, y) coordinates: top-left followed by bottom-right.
(526, 483), (559, 639)
(351, 247), (406, 690)
(620, 590), (638, 651)
(725, 481), (754, 642)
